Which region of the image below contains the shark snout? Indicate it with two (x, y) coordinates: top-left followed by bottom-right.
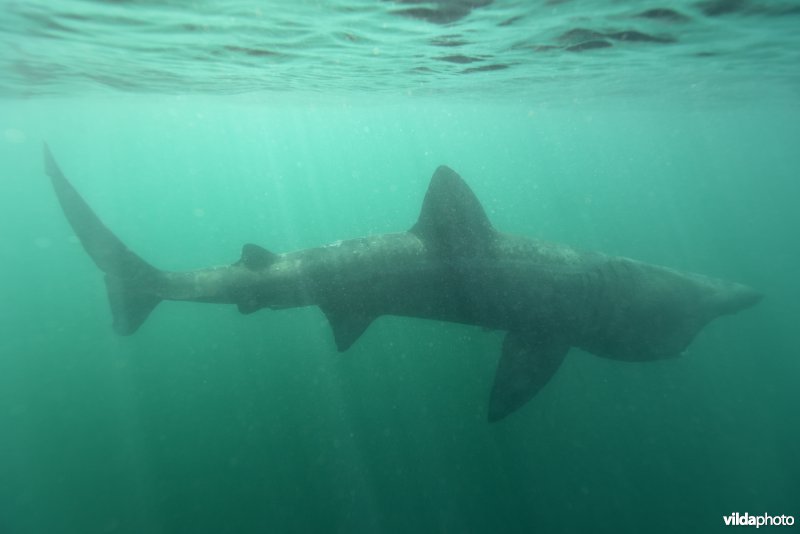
(714, 283), (763, 316)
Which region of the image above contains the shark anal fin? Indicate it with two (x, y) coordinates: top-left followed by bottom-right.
(410, 165), (496, 256)
(488, 331), (569, 422)
(237, 300), (263, 315)
(320, 304), (377, 352)
(239, 243), (278, 270)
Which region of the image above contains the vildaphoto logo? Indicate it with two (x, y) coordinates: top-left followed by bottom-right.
(723, 513), (795, 528)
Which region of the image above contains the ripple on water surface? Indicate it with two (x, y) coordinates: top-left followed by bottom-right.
(1, 0), (799, 100)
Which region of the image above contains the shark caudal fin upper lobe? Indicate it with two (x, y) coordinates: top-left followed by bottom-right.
(44, 143), (162, 334)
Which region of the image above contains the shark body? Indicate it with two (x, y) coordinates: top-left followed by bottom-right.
(44, 145), (762, 421)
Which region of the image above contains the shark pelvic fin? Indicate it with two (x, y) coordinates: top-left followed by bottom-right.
(410, 165), (496, 256)
(320, 304), (377, 352)
(44, 143), (163, 335)
(488, 331), (569, 422)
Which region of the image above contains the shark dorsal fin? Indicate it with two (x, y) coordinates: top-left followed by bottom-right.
(239, 243), (278, 270)
(410, 166), (496, 256)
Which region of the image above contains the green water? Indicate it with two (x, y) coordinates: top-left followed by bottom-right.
(2, 2), (800, 533)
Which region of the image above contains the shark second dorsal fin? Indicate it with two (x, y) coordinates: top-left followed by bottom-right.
(410, 166), (496, 256)
(239, 244), (278, 270)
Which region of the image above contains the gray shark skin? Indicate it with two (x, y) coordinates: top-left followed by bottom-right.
(43, 144), (762, 421)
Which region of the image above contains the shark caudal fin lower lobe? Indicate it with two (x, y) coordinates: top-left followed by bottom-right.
(44, 143), (162, 335)
(104, 275), (161, 335)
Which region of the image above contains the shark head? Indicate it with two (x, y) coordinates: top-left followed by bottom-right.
(704, 278), (764, 317)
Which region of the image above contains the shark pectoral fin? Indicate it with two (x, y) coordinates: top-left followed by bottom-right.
(320, 305), (377, 352)
(488, 331), (569, 422)
(238, 244), (278, 270)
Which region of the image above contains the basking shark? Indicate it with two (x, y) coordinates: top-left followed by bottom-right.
(43, 144), (762, 421)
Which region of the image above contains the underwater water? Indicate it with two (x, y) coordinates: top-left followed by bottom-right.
(1, 1), (799, 533)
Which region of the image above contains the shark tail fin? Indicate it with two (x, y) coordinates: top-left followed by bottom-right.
(44, 143), (163, 335)
(104, 275), (162, 335)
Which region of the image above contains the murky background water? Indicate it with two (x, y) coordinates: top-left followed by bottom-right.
(1, 1), (798, 533)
